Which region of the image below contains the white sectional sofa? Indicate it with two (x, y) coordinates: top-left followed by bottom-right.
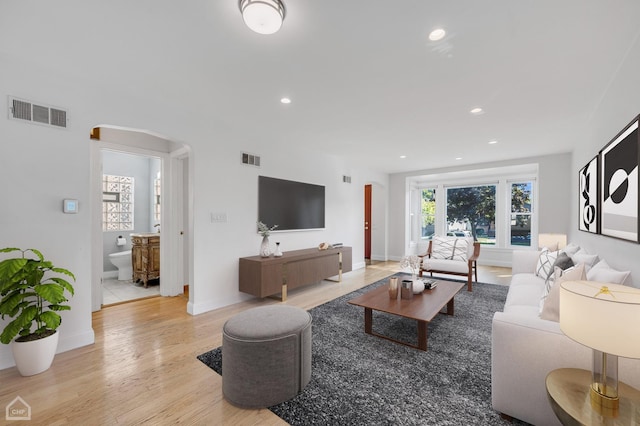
(491, 248), (640, 425)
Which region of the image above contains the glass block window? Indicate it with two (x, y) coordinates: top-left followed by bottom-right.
(103, 174), (134, 231)
(154, 177), (161, 222)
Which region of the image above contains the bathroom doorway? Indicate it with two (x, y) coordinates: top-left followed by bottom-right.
(90, 126), (192, 311)
(101, 150), (162, 305)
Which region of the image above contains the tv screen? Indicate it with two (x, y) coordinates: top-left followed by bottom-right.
(258, 176), (325, 231)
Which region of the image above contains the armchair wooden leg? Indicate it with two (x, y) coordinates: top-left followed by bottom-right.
(467, 273), (472, 292)
(474, 261), (478, 283)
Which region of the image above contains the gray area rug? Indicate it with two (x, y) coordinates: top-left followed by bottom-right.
(198, 274), (530, 425)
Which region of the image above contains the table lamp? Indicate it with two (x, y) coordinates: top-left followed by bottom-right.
(560, 280), (640, 417)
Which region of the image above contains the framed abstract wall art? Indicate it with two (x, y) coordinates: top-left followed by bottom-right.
(600, 115), (640, 242)
(578, 155), (599, 233)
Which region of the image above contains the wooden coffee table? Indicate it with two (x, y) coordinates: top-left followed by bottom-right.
(348, 279), (464, 351)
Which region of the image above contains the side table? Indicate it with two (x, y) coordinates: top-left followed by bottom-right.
(546, 368), (640, 425)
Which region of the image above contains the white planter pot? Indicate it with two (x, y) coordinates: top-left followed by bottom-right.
(11, 331), (59, 376)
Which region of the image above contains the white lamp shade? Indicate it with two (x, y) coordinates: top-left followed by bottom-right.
(560, 280), (640, 358)
(239, 0), (285, 35)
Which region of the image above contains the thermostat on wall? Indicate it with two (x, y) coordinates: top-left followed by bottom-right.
(63, 199), (78, 214)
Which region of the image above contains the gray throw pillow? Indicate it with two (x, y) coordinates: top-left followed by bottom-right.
(552, 252), (574, 272)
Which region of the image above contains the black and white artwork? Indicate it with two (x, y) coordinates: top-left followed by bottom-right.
(579, 156), (599, 233)
(600, 116), (639, 242)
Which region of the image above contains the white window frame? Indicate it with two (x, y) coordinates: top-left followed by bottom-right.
(408, 164), (538, 252)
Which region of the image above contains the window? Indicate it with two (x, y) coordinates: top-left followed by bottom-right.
(446, 185), (496, 245)
(510, 181), (533, 246)
(421, 189), (436, 239)
(154, 175), (161, 223)
(103, 174), (134, 231)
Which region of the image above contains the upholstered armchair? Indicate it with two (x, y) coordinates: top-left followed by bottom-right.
(418, 236), (481, 291)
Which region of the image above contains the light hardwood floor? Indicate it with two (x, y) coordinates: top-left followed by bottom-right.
(0, 262), (511, 425)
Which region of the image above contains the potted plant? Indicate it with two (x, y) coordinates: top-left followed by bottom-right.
(0, 247), (75, 376)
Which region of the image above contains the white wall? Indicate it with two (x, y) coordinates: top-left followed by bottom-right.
(387, 153), (572, 265)
(0, 53), (388, 369)
(569, 33), (640, 287)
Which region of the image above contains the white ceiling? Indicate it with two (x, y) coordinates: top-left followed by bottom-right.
(3, 1), (640, 173)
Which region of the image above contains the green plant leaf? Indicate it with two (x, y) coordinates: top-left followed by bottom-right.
(35, 284), (66, 304)
(48, 304), (71, 311)
(49, 277), (75, 296)
(0, 292), (28, 316)
(0, 305), (37, 343)
(51, 267), (76, 281)
(0, 248), (21, 254)
(39, 311), (61, 330)
(0, 258), (29, 293)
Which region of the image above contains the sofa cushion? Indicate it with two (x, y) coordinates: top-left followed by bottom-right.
(504, 273), (544, 309)
(540, 263), (586, 322)
(586, 259), (630, 284)
(535, 248), (558, 279)
(430, 236), (470, 262)
(503, 304), (541, 317)
(422, 258), (468, 274)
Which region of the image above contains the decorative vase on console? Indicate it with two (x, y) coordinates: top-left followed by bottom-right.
(257, 221), (278, 258)
(260, 236), (271, 257)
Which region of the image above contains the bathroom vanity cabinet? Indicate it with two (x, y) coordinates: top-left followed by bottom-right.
(131, 233), (160, 288)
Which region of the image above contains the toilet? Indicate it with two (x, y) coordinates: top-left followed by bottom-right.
(108, 250), (133, 281)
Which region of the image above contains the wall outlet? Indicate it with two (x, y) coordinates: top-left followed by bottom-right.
(211, 212), (227, 223)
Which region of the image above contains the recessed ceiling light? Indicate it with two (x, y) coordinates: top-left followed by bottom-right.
(429, 28), (446, 41)
(400, 155), (407, 159)
(470, 107), (484, 115)
(280, 97), (291, 104)
(455, 157), (462, 160)
(488, 140), (498, 145)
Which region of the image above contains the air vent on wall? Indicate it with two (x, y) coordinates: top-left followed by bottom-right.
(8, 96), (68, 129)
(241, 152), (261, 167)
(343, 175), (352, 183)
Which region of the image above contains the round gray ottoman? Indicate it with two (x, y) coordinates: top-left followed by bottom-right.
(222, 305), (312, 408)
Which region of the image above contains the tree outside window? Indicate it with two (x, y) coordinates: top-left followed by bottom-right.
(446, 185), (496, 245)
(510, 182), (532, 246)
(421, 189), (436, 239)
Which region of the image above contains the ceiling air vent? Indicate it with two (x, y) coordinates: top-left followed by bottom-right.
(343, 175), (352, 183)
(8, 96), (68, 129)
(241, 152), (261, 167)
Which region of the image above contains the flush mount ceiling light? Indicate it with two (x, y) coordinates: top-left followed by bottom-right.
(470, 107), (484, 115)
(280, 97), (291, 104)
(429, 28), (446, 41)
(239, 0), (286, 35)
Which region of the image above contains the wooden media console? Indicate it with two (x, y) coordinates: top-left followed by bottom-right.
(239, 246), (352, 301)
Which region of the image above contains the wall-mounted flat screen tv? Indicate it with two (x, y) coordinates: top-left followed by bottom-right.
(258, 176), (325, 231)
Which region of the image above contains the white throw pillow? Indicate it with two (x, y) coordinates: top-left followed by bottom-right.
(540, 263), (586, 322)
(536, 248), (558, 279)
(586, 259), (630, 284)
(561, 243), (581, 257)
(570, 249), (599, 271)
(451, 238), (469, 262)
(430, 236), (468, 262)
(430, 237), (451, 260)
